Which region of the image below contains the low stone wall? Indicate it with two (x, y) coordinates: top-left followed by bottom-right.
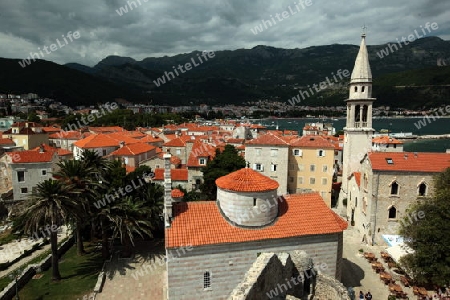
(228, 251), (350, 300)
(312, 274), (350, 300)
(0, 236), (74, 300)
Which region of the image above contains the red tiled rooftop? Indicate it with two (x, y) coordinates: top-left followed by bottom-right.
(0, 138), (15, 145)
(372, 135), (403, 145)
(73, 133), (140, 148)
(171, 189), (185, 198)
(368, 152), (450, 172)
(153, 168), (188, 181)
(7, 150), (56, 163)
(289, 135), (335, 148)
(166, 193), (348, 248)
(109, 143), (156, 156)
(216, 168), (279, 192)
(163, 137), (187, 147)
(246, 132), (290, 146)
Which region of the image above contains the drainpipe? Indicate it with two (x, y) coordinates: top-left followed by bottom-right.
(371, 172), (380, 246)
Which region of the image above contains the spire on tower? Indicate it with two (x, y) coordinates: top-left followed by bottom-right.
(350, 32), (372, 84)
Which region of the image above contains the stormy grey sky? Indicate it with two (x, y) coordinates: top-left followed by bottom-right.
(0, 0), (449, 66)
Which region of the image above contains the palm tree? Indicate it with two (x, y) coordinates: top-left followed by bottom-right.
(107, 196), (154, 257)
(55, 159), (96, 255)
(22, 180), (80, 281)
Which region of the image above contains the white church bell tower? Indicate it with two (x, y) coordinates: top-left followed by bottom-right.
(339, 32), (375, 212)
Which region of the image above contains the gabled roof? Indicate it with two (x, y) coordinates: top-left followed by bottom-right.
(73, 133), (140, 149)
(289, 135), (335, 148)
(138, 134), (164, 144)
(246, 132), (290, 146)
(187, 141), (216, 167)
(109, 143), (156, 156)
(216, 168), (279, 192)
(153, 168), (188, 181)
(350, 172), (361, 187)
(88, 126), (125, 133)
(166, 193), (347, 248)
(368, 152), (450, 172)
(163, 137), (187, 147)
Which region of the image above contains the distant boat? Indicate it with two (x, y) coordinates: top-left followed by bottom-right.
(333, 118), (339, 121)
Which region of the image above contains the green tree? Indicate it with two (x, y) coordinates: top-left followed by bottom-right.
(55, 159), (96, 255)
(200, 145), (246, 200)
(22, 180), (81, 281)
(107, 196), (154, 257)
(399, 168), (450, 286)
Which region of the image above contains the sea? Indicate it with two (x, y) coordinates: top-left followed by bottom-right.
(254, 117), (450, 153)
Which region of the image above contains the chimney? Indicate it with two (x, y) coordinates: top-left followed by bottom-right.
(163, 153), (173, 227)
(39, 144), (45, 153)
(119, 141), (125, 148)
(404, 153), (408, 160)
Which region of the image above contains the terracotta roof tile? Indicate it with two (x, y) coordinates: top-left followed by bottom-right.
(7, 149), (56, 163)
(216, 168), (279, 192)
(0, 138), (15, 145)
(171, 189), (185, 198)
(372, 135), (403, 144)
(187, 141), (216, 167)
(109, 143), (156, 156)
(49, 131), (92, 140)
(163, 137), (187, 147)
(246, 132), (290, 146)
(153, 168), (188, 181)
(368, 152), (450, 172)
(30, 144), (72, 156)
(289, 135), (335, 148)
(73, 133), (140, 148)
(166, 193), (347, 248)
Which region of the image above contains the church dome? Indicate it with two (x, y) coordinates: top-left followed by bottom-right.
(216, 168), (279, 192)
(216, 168), (279, 227)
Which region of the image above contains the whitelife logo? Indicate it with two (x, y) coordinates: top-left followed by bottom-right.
(152, 51), (215, 87)
(376, 22), (439, 59)
(250, 0), (313, 35)
(18, 31), (81, 68)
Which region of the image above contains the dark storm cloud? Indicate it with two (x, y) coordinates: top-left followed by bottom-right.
(0, 0), (448, 66)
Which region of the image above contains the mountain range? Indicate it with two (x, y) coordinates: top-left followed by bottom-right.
(1, 36), (450, 109)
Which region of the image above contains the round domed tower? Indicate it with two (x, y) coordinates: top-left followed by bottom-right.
(216, 168), (279, 227)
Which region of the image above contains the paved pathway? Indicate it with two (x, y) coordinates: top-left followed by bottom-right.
(0, 228), (69, 278)
(96, 239), (166, 300)
(342, 226), (430, 299)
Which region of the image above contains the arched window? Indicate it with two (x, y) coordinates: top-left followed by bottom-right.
(362, 86), (365, 93)
(418, 183), (427, 196)
(203, 271), (211, 289)
(362, 105), (368, 122)
(390, 181), (399, 195)
(363, 173), (368, 189)
(355, 105), (361, 123)
(354, 86), (358, 92)
(253, 198), (257, 206)
(388, 206), (397, 219)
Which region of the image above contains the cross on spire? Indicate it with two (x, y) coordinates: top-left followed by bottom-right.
(362, 25), (367, 37)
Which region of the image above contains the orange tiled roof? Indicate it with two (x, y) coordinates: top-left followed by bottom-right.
(109, 143), (156, 156)
(49, 131), (92, 140)
(138, 135), (164, 144)
(7, 149), (56, 163)
(166, 193), (348, 248)
(88, 126), (125, 133)
(73, 133), (140, 148)
(216, 168), (279, 192)
(187, 141), (216, 167)
(153, 168), (188, 181)
(368, 152), (450, 172)
(246, 132), (290, 146)
(42, 127), (62, 133)
(171, 189), (185, 198)
(289, 135), (335, 148)
(30, 144), (72, 156)
(0, 138), (15, 145)
(372, 135), (403, 145)
(163, 137), (187, 147)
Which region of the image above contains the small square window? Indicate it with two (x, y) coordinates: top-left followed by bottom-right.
(21, 187), (28, 194)
(310, 165), (315, 172)
(17, 171), (25, 182)
(322, 178), (328, 185)
(386, 158), (393, 164)
(322, 165), (328, 172)
(199, 158), (206, 165)
(317, 150), (325, 157)
(310, 177), (315, 184)
(41, 170), (47, 176)
(293, 149), (302, 156)
(271, 164), (277, 172)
